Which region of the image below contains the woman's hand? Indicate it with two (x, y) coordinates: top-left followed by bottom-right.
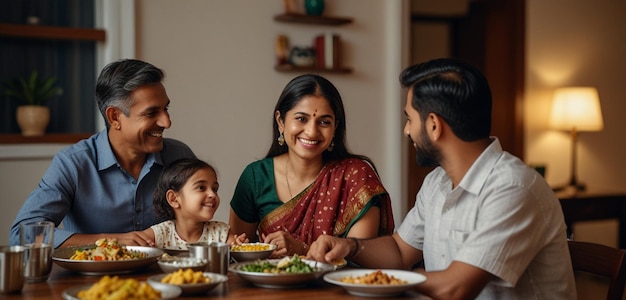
(262, 231), (308, 257)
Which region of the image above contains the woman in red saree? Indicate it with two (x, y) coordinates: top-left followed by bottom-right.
(229, 74), (394, 257)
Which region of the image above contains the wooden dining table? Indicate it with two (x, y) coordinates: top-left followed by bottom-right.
(3, 263), (429, 299)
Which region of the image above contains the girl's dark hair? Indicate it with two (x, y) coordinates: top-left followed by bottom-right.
(153, 158), (216, 219)
(400, 58), (492, 141)
(266, 74), (374, 167)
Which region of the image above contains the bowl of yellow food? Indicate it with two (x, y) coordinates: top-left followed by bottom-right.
(148, 269), (227, 295)
(230, 242), (276, 262)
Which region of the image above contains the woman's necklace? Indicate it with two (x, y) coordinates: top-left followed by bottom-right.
(285, 156), (325, 200)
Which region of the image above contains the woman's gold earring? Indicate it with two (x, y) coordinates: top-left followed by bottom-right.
(278, 132), (285, 146)
(327, 141), (334, 152)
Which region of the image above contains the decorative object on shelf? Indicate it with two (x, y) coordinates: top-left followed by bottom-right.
(289, 47), (315, 67)
(15, 106), (50, 137)
(314, 33), (341, 69)
(26, 16), (40, 25)
(549, 86), (604, 192)
(275, 35), (290, 66)
(282, 0), (298, 14)
(304, 0), (325, 16)
(2, 71), (63, 136)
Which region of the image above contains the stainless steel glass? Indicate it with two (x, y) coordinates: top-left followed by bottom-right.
(0, 245), (26, 294)
(187, 242), (230, 275)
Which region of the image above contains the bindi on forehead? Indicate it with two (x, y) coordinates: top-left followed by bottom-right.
(313, 109), (318, 117)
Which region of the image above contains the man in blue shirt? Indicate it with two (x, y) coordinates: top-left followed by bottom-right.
(9, 59), (196, 248)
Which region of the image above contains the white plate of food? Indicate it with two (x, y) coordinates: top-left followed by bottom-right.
(229, 255), (335, 288)
(323, 269), (427, 297)
(53, 239), (163, 275)
(148, 271), (227, 295)
(62, 276), (181, 300)
(230, 242), (276, 262)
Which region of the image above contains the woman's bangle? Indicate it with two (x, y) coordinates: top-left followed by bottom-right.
(347, 237), (363, 259)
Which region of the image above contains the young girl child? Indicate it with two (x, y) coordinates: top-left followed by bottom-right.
(143, 158), (247, 250)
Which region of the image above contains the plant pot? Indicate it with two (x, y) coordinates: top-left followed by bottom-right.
(16, 105), (50, 136)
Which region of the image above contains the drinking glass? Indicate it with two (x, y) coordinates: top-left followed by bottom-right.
(19, 221), (54, 282)
(0, 245), (26, 293)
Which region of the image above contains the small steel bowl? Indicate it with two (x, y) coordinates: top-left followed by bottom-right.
(157, 255), (207, 273)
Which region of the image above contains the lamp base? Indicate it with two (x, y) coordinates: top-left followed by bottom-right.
(552, 182), (586, 193)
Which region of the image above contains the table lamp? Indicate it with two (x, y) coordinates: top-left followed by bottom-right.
(549, 87), (604, 191)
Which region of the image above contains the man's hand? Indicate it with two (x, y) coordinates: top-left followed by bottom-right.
(306, 234), (352, 263)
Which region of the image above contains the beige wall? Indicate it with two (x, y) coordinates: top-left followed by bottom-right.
(133, 0), (409, 229)
(0, 0), (410, 243)
(525, 0), (626, 246)
(2, 0), (625, 249)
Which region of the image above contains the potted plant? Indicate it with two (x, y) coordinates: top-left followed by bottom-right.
(2, 71), (63, 136)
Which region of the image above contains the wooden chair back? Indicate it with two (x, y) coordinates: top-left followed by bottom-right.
(568, 240), (626, 300)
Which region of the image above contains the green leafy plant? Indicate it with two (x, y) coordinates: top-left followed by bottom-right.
(2, 71), (63, 106)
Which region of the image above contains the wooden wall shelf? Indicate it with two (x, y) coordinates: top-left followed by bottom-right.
(273, 12), (353, 74)
(273, 13), (353, 25)
(0, 23), (106, 41)
(274, 65), (352, 74)
(0, 133), (93, 144)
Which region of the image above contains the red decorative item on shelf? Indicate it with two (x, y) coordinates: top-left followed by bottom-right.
(314, 33), (341, 70)
(314, 34), (325, 69)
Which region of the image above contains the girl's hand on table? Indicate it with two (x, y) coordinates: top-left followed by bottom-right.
(110, 231), (155, 247)
(229, 233), (249, 246)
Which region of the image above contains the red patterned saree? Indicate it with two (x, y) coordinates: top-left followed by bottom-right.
(258, 158), (394, 245)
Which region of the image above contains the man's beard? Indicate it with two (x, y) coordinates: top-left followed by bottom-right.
(414, 127), (441, 167)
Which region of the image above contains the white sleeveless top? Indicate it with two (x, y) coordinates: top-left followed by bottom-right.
(151, 220), (229, 250)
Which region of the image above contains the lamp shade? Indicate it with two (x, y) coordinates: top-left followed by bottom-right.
(550, 87), (604, 131)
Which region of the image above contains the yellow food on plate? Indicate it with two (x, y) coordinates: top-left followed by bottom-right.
(69, 238), (147, 261)
(77, 275), (161, 300)
(161, 268), (210, 285)
(331, 258), (347, 266)
(231, 243), (272, 252)
(340, 270), (408, 285)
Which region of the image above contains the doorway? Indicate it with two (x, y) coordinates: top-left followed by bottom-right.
(407, 0), (525, 209)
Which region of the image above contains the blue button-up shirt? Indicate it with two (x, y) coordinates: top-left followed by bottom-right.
(9, 130), (195, 248)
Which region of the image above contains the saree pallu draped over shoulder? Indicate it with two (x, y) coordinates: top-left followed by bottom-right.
(258, 158), (394, 245)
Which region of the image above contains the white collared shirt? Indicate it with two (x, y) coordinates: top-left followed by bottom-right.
(398, 138), (576, 299)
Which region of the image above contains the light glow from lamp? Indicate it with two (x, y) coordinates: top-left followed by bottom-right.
(550, 87), (604, 191)
(550, 87), (604, 131)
